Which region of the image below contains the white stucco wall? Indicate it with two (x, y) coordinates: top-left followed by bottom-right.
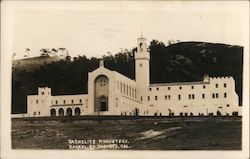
(139, 76), (241, 116)
(27, 87), (88, 117)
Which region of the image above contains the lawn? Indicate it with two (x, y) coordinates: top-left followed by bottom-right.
(11, 117), (242, 150)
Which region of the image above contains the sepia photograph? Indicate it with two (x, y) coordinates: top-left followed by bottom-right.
(1, 1), (249, 159)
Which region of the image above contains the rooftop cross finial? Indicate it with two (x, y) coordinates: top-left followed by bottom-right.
(140, 25), (143, 38)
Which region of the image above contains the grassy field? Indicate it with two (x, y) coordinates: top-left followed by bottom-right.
(11, 117), (242, 150)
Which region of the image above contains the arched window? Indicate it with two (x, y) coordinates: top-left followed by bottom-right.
(123, 83), (125, 94)
(66, 108), (72, 116)
(50, 109), (56, 116)
(132, 87), (134, 98)
(129, 85), (131, 97)
(135, 89), (137, 99)
(126, 84), (128, 96)
(59, 108), (64, 116)
(120, 82), (122, 93)
(75, 107), (81, 116)
(139, 43), (143, 52)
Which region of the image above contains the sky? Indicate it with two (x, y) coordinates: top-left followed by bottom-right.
(3, 1), (249, 59)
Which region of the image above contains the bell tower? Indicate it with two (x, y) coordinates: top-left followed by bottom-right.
(135, 33), (150, 100)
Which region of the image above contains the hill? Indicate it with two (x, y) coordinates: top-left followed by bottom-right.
(12, 40), (243, 113)
(12, 55), (63, 73)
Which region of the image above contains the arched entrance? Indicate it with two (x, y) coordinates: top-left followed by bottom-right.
(75, 107), (81, 116)
(100, 95), (108, 111)
(94, 75), (109, 112)
(66, 108), (72, 116)
(59, 108), (64, 116)
(50, 109), (56, 117)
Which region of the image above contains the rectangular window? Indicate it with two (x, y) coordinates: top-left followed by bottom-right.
(191, 86), (194, 89)
(212, 93), (215, 98)
(216, 93), (219, 98)
(141, 96), (143, 101)
(63, 100), (66, 104)
(56, 100), (58, 104)
(227, 104), (230, 107)
(36, 100), (38, 104)
(129, 87), (131, 97)
(215, 84), (218, 88)
(131, 88), (134, 97)
(203, 85), (206, 89)
(149, 88), (152, 91)
(115, 98), (118, 107)
(41, 92), (44, 95)
(188, 94), (191, 99)
(224, 93), (227, 98)
(202, 94), (205, 99)
(38, 112), (40, 115)
(178, 94), (181, 100)
(168, 87), (170, 90)
(126, 86), (128, 95)
(33, 112), (36, 115)
(168, 95), (171, 100)
(135, 89), (137, 99)
(155, 96), (158, 101)
(123, 84), (125, 94)
(148, 96), (150, 101)
(165, 95), (167, 100)
(72, 100), (74, 104)
(192, 94), (195, 99)
(135, 89), (136, 98)
(179, 86), (182, 90)
(224, 83), (227, 88)
(156, 88), (159, 91)
(80, 99), (82, 103)
(120, 83), (122, 93)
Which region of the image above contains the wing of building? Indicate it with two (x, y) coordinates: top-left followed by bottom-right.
(13, 35), (242, 118)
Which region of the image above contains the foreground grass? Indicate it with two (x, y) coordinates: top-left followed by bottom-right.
(12, 117), (241, 150)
